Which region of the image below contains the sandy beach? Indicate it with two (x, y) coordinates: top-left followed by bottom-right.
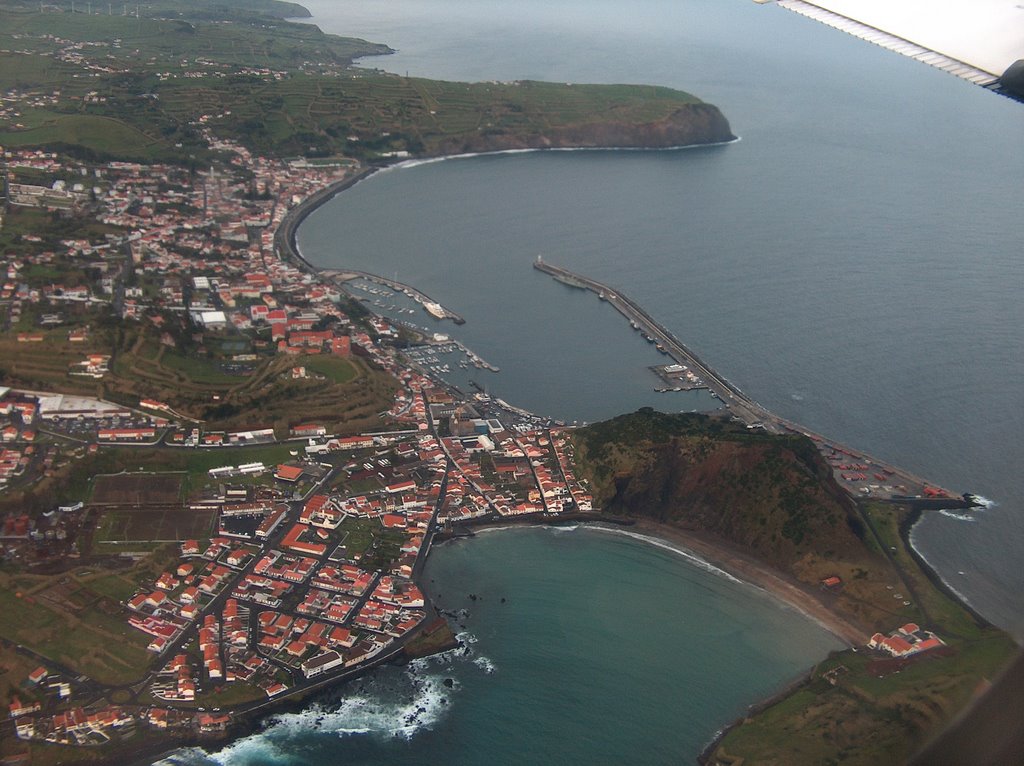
(623, 519), (868, 646)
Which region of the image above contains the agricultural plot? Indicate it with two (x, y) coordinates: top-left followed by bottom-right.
(91, 473), (183, 506)
(97, 508), (215, 544)
(0, 323), (115, 393)
(0, 580), (152, 686)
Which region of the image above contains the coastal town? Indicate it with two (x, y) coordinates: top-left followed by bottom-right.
(0, 127), (963, 757)
(0, 123), (613, 752)
(0, 4), (1009, 766)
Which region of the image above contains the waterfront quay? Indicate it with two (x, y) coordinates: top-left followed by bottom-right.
(533, 258), (968, 505)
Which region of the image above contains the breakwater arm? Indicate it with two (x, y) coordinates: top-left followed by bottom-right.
(534, 257), (766, 422)
(533, 257), (965, 503)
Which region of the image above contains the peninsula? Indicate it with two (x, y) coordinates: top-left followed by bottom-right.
(0, 1), (1014, 765)
(0, 0), (733, 166)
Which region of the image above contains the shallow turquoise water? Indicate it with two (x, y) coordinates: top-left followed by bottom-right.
(179, 528), (840, 766)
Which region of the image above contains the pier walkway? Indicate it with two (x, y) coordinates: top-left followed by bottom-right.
(533, 257), (957, 501)
(534, 257), (769, 424)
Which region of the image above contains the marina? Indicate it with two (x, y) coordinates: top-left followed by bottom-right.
(323, 268), (466, 324)
(402, 339), (501, 380)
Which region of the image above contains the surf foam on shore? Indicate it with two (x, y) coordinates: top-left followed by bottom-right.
(584, 524), (743, 584)
(383, 137), (742, 172)
(178, 629), (504, 766)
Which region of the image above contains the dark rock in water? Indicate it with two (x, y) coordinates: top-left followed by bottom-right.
(1001, 60), (1024, 98)
(417, 706), (426, 713)
(443, 677), (455, 688)
(500, 597), (506, 603)
(468, 593), (477, 601)
(441, 697), (448, 704)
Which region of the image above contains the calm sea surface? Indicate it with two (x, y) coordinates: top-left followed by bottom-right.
(179, 528), (841, 766)
(179, 0), (1024, 763)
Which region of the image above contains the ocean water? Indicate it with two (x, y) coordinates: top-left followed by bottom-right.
(296, 0), (1024, 634)
(175, 528), (842, 766)
(179, 0), (1024, 763)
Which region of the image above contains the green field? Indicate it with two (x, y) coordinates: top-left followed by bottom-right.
(0, 111), (163, 158)
(159, 348), (252, 385)
(0, 577), (152, 685)
(303, 354), (358, 384)
(717, 630), (1017, 766)
(335, 516), (407, 569)
(711, 503), (1020, 765)
(0, 3), (711, 162)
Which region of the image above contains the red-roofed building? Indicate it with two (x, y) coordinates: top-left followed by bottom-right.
(331, 336), (351, 356)
(275, 464), (305, 482)
(291, 423), (327, 438)
(27, 666), (48, 685)
(385, 480), (417, 494)
(869, 625), (946, 658)
(281, 523), (328, 557)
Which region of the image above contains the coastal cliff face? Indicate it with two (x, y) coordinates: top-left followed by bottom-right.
(427, 103), (734, 156)
(572, 409), (871, 575)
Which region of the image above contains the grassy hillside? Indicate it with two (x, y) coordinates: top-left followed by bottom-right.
(0, 2), (732, 162)
(574, 408), (869, 574)
(572, 408), (1019, 765)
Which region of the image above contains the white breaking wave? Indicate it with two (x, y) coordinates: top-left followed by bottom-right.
(385, 136), (742, 173)
(275, 671), (451, 740)
(208, 735), (293, 766)
(151, 751), (216, 766)
(202, 664), (463, 765)
(938, 509), (977, 522)
(472, 523), (551, 536)
(934, 493), (996, 522)
(456, 630), (479, 645)
(473, 656), (498, 674)
(550, 524), (580, 533)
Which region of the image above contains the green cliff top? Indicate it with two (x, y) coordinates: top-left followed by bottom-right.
(572, 408), (1018, 765)
(0, 2), (732, 163)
